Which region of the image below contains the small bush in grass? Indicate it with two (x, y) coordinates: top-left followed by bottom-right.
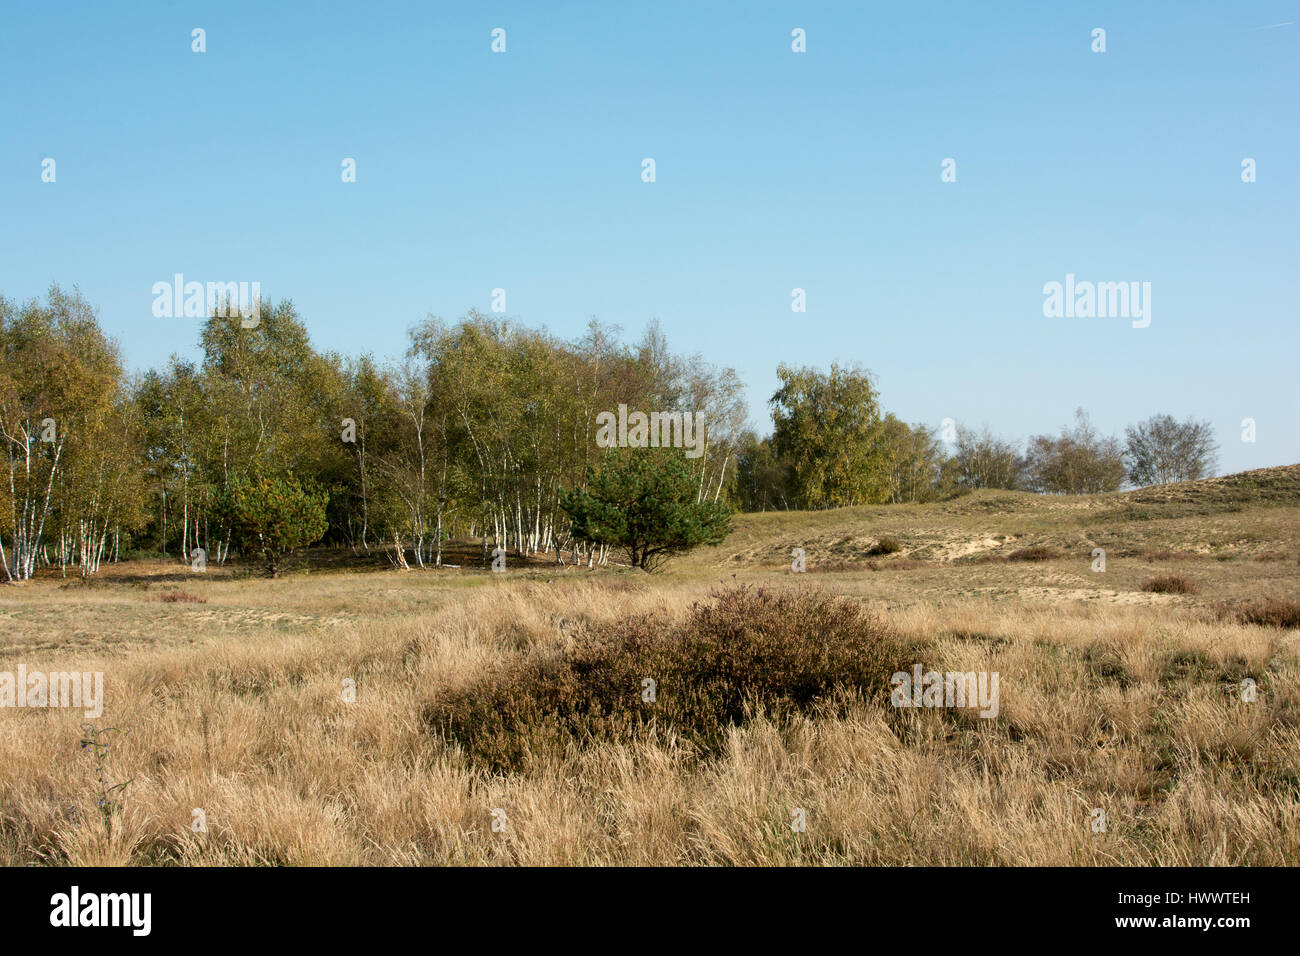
(1141, 574), (1199, 595)
(866, 536), (902, 556)
(149, 590), (207, 604)
(1235, 597), (1300, 629)
(1007, 545), (1057, 562)
(423, 585), (916, 772)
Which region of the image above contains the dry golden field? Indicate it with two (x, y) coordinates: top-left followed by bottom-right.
(1, 467), (1297, 866)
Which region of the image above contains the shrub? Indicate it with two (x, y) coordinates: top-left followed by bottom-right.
(423, 585), (916, 772)
(1235, 598), (1300, 629)
(149, 590), (207, 604)
(1007, 545), (1057, 562)
(1141, 574), (1199, 595)
(866, 536), (902, 556)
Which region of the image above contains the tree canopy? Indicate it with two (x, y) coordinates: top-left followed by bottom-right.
(0, 284), (1225, 579)
(770, 362), (890, 509)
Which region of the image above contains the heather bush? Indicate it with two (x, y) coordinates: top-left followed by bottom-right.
(1234, 597), (1300, 628)
(423, 584), (915, 772)
(1141, 574), (1199, 595)
(1007, 545), (1057, 562)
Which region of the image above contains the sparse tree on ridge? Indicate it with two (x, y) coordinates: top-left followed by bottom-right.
(881, 415), (946, 503)
(1125, 414), (1218, 487)
(1025, 409), (1126, 494)
(942, 425), (1025, 492)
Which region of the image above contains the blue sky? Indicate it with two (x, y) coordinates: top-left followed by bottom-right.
(3, 1), (1296, 474)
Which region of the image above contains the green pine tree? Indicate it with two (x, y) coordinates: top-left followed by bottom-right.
(560, 450), (731, 571)
(213, 472), (328, 576)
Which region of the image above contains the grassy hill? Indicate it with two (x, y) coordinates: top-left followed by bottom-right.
(699, 464), (1300, 569)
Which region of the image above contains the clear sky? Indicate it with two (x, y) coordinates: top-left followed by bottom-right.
(3, 1), (1296, 474)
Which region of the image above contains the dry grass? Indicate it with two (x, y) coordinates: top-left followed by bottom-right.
(1, 466), (1297, 866)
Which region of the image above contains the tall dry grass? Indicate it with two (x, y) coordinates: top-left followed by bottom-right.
(1, 572), (1296, 866)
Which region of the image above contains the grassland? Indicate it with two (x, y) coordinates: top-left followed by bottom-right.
(1, 466), (1297, 865)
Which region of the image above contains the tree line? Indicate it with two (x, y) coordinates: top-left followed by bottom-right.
(734, 363), (1219, 510)
(0, 285), (746, 579)
(1, 285), (1220, 578)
